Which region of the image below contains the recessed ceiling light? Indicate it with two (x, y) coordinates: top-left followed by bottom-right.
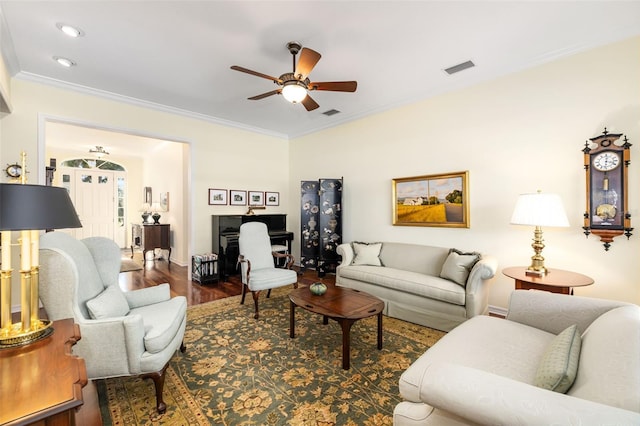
(53, 56), (76, 67)
(56, 23), (84, 38)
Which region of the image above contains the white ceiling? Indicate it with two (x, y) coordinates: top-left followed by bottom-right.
(2, 1), (640, 143)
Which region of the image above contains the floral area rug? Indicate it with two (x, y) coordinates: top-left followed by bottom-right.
(97, 286), (445, 425)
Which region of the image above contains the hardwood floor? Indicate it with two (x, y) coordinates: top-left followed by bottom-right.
(118, 252), (336, 305)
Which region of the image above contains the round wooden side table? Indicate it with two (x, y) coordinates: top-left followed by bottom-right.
(502, 266), (594, 295)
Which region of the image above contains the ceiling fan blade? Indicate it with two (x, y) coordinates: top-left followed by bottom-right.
(231, 66), (282, 83)
(301, 95), (319, 111)
(308, 81), (357, 92)
(295, 48), (321, 80)
(248, 89), (281, 100)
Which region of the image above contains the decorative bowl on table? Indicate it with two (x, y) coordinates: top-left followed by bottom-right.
(309, 282), (327, 296)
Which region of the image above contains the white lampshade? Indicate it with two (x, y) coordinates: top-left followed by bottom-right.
(281, 82), (307, 103)
(510, 192), (569, 227)
(150, 202), (163, 213)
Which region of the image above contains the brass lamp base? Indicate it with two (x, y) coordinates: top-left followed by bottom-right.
(0, 319), (53, 348)
(525, 266), (548, 277)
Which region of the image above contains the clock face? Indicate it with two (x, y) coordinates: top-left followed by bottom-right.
(592, 151), (620, 171)
(5, 164), (22, 178)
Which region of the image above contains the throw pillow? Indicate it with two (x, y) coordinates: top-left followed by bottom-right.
(439, 248), (481, 286)
(86, 285), (130, 319)
(534, 324), (582, 393)
(351, 242), (384, 266)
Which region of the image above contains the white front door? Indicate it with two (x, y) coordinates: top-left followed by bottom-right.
(73, 170), (115, 240)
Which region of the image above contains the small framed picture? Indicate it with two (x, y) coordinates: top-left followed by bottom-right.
(265, 191), (280, 206)
(230, 190), (247, 206)
(208, 189), (227, 205)
(249, 191), (264, 206)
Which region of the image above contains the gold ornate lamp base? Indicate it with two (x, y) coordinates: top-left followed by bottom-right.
(0, 320), (53, 348)
(525, 226), (548, 276)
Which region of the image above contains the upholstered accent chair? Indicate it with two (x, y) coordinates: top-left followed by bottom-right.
(238, 222), (297, 319)
(38, 232), (187, 414)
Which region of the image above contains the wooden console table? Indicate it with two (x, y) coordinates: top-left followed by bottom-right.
(131, 223), (171, 263)
(502, 266), (594, 295)
(0, 318), (96, 425)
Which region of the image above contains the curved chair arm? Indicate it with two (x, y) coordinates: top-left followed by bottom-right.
(238, 254), (251, 284)
(75, 314), (146, 377)
(272, 251), (295, 269)
(124, 283), (171, 309)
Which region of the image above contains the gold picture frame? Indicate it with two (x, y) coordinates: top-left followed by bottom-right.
(392, 171), (469, 228)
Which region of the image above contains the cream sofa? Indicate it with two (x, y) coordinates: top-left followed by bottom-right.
(394, 290), (640, 425)
(336, 242), (497, 331)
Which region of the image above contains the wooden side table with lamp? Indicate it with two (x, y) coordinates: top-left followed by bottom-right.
(507, 191), (594, 295)
(503, 266), (594, 295)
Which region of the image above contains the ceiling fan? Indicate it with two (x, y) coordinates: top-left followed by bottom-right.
(231, 41), (357, 111)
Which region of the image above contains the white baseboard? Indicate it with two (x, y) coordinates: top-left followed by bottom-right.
(488, 304), (508, 318)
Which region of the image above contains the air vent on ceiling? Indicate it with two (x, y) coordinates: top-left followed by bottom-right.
(444, 60), (475, 75)
(322, 109), (341, 116)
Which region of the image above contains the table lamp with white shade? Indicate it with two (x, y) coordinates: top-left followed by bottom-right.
(510, 191), (570, 276)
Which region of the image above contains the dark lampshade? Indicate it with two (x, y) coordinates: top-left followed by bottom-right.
(0, 183), (82, 231)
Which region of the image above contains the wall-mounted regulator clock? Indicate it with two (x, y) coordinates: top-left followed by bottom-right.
(583, 127), (632, 250)
(5, 162), (22, 178)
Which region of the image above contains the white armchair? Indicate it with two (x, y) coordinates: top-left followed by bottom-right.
(38, 232), (187, 414)
(238, 222), (298, 319)
(394, 290), (640, 425)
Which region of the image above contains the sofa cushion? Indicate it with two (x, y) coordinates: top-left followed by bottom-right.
(534, 324), (581, 393)
(439, 248), (481, 286)
(352, 242), (383, 266)
(86, 285), (130, 319)
(399, 315), (554, 402)
(129, 296), (187, 354)
(339, 265), (466, 305)
(568, 305), (640, 412)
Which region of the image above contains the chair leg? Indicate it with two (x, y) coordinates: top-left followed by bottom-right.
(240, 283), (247, 305)
(180, 341), (187, 353)
(141, 364), (169, 414)
(252, 290), (261, 319)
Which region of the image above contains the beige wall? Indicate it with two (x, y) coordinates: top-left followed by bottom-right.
(1, 36), (638, 312)
(0, 79), (290, 307)
(289, 36), (640, 310)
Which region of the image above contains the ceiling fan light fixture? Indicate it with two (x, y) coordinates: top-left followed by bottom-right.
(282, 82), (307, 103)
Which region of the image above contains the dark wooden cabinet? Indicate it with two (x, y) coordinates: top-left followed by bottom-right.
(131, 223), (171, 263)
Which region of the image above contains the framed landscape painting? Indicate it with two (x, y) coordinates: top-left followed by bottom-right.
(392, 171), (469, 228)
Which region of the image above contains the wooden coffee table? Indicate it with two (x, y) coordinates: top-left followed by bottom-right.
(289, 285), (384, 370)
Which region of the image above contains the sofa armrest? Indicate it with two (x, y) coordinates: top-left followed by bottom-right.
(124, 283), (171, 308)
(506, 290), (630, 335)
(466, 255), (497, 292)
(419, 362), (640, 425)
(336, 243), (353, 268)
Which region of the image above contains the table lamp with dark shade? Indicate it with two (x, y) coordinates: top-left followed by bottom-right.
(0, 183), (82, 347)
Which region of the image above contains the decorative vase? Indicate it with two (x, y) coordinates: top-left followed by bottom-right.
(141, 212), (150, 223)
(152, 213), (161, 224)
(309, 282), (327, 296)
